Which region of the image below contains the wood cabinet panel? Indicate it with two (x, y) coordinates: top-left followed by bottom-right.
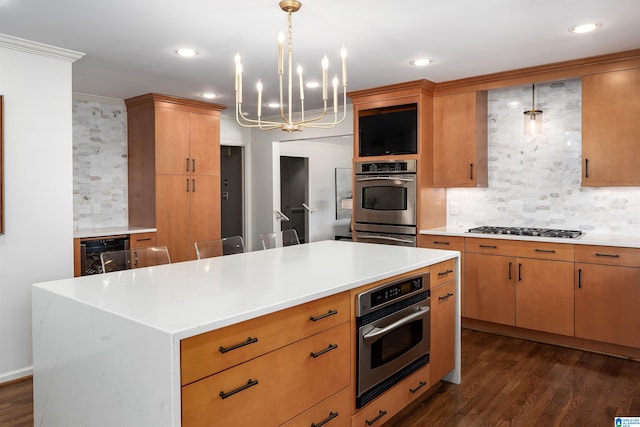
(575, 244), (640, 268)
(155, 175), (191, 262)
(189, 112), (219, 176)
(430, 258), (456, 289)
(575, 263), (640, 348)
(419, 235), (465, 252)
(281, 388), (350, 427)
(155, 107), (190, 175)
(189, 175), (220, 259)
(465, 237), (574, 261)
(465, 253), (515, 326)
(350, 364), (430, 427)
(128, 232), (157, 248)
(180, 292), (350, 385)
(582, 68), (640, 186)
(182, 323), (350, 427)
(430, 281), (456, 382)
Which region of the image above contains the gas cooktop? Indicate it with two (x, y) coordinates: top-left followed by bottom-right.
(468, 226), (583, 239)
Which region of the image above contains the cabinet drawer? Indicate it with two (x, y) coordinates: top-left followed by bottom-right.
(430, 259), (457, 288)
(281, 388), (350, 427)
(182, 323), (350, 427)
(419, 235), (465, 252)
(465, 237), (574, 261)
(351, 364), (430, 427)
(181, 292), (350, 385)
(129, 232), (157, 248)
(575, 245), (640, 267)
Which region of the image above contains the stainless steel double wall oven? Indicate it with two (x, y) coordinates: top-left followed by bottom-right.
(353, 160), (417, 247)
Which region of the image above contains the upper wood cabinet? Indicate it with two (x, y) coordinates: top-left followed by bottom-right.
(125, 94), (226, 263)
(582, 68), (640, 186)
(433, 91), (488, 187)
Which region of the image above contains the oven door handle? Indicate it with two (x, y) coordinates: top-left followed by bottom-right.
(357, 234), (415, 244)
(356, 176), (415, 183)
(362, 306), (429, 341)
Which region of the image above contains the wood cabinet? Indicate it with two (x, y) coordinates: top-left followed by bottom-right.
(430, 260), (457, 383)
(433, 91), (488, 187)
(129, 232), (157, 248)
(419, 235), (465, 315)
(125, 94), (226, 262)
(582, 68), (640, 186)
(180, 292), (350, 427)
(575, 245), (640, 348)
(465, 238), (574, 336)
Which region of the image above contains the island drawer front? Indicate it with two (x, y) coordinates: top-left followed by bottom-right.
(129, 232), (157, 248)
(465, 238), (574, 261)
(280, 388), (350, 427)
(419, 235), (465, 252)
(351, 364), (431, 427)
(431, 259), (457, 288)
(575, 245), (640, 267)
(182, 323), (351, 427)
(180, 291), (350, 385)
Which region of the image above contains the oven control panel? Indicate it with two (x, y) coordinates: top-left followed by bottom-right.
(357, 272), (429, 316)
(355, 159), (417, 174)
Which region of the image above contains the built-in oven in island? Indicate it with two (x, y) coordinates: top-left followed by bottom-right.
(355, 271), (430, 408)
(353, 159), (417, 247)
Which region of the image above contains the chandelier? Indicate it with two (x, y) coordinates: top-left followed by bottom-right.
(234, 0), (348, 132)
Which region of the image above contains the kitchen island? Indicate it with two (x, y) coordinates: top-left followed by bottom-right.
(33, 240), (460, 426)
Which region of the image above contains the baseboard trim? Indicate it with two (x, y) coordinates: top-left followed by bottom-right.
(0, 366), (33, 385)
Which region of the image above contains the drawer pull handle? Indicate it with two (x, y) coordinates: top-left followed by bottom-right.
(479, 244), (497, 249)
(595, 253), (620, 258)
(410, 380), (428, 394)
(433, 241), (450, 245)
(508, 262), (512, 280)
(534, 248), (556, 253)
(310, 343), (338, 358)
(311, 411), (339, 427)
(578, 268), (582, 289)
(518, 263), (522, 282)
(438, 292), (454, 301)
(437, 269), (454, 277)
(218, 337), (258, 354)
(219, 378), (258, 400)
(309, 309), (338, 322)
(365, 410), (388, 426)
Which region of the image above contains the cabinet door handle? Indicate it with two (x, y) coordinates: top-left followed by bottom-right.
(508, 262), (512, 280)
(469, 163), (474, 180)
(218, 337), (259, 353)
(192, 179), (196, 192)
(518, 263), (522, 282)
(219, 378), (258, 400)
(192, 158), (196, 173)
(534, 248), (556, 254)
(578, 268), (582, 289)
(365, 410), (388, 426)
(479, 244), (497, 249)
(433, 241), (450, 245)
(186, 178), (190, 192)
(310, 343), (338, 359)
(595, 253), (620, 258)
(186, 158), (190, 172)
(133, 250), (139, 267)
(135, 237), (152, 243)
(438, 292), (454, 301)
(585, 158), (589, 178)
(437, 269), (454, 277)
(309, 309), (338, 322)
(311, 411), (339, 427)
(410, 380), (428, 394)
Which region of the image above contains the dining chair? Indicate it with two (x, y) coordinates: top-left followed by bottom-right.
(100, 246), (171, 273)
(260, 229), (300, 250)
(195, 236), (246, 259)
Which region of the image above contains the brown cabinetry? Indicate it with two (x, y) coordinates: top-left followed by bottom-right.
(575, 245), (640, 348)
(582, 68), (640, 186)
(430, 260), (457, 383)
(419, 235), (465, 315)
(433, 91), (488, 187)
(125, 94), (226, 262)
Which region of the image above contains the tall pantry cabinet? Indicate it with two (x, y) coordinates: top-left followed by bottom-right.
(125, 94), (227, 262)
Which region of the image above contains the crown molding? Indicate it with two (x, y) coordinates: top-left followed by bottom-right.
(0, 33), (84, 62)
(73, 92), (125, 106)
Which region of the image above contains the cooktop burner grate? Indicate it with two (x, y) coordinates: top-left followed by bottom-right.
(467, 226), (582, 239)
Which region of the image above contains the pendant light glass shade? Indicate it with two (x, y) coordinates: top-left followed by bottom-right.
(524, 84), (542, 135)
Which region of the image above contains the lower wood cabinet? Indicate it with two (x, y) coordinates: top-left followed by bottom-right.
(430, 280), (456, 382)
(281, 388), (351, 427)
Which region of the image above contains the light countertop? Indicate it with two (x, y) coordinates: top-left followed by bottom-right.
(34, 240), (459, 339)
(420, 226), (640, 248)
(73, 226), (156, 239)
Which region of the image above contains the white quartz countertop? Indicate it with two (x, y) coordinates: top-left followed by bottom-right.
(74, 226), (156, 239)
(420, 226), (640, 248)
(34, 240), (458, 339)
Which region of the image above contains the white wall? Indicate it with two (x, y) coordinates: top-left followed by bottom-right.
(0, 34), (83, 382)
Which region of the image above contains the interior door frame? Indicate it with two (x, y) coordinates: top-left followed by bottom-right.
(279, 155), (309, 244)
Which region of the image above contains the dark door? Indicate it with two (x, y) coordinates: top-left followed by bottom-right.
(280, 156), (308, 243)
(220, 145), (243, 239)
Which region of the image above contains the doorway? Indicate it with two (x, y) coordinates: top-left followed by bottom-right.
(280, 156), (308, 243)
(220, 145), (244, 239)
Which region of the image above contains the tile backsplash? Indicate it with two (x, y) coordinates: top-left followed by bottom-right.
(446, 78), (640, 234)
(73, 97), (128, 230)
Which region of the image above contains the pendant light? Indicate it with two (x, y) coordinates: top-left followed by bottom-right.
(523, 83), (542, 135)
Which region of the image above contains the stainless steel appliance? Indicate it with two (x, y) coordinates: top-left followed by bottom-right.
(468, 226), (583, 239)
(354, 160), (417, 247)
(79, 236), (130, 275)
(356, 272), (430, 408)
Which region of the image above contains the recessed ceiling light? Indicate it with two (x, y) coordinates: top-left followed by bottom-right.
(201, 93), (217, 99)
(305, 81), (320, 89)
(410, 58), (432, 66)
(174, 48), (199, 57)
(569, 23), (601, 34)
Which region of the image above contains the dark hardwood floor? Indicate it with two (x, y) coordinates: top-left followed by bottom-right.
(1, 329), (639, 426)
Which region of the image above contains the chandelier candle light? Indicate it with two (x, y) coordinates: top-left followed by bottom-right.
(234, 0), (348, 132)
(524, 83), (543, 135)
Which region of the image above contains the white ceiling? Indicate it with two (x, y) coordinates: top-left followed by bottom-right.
(1, 0), (639, 114)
